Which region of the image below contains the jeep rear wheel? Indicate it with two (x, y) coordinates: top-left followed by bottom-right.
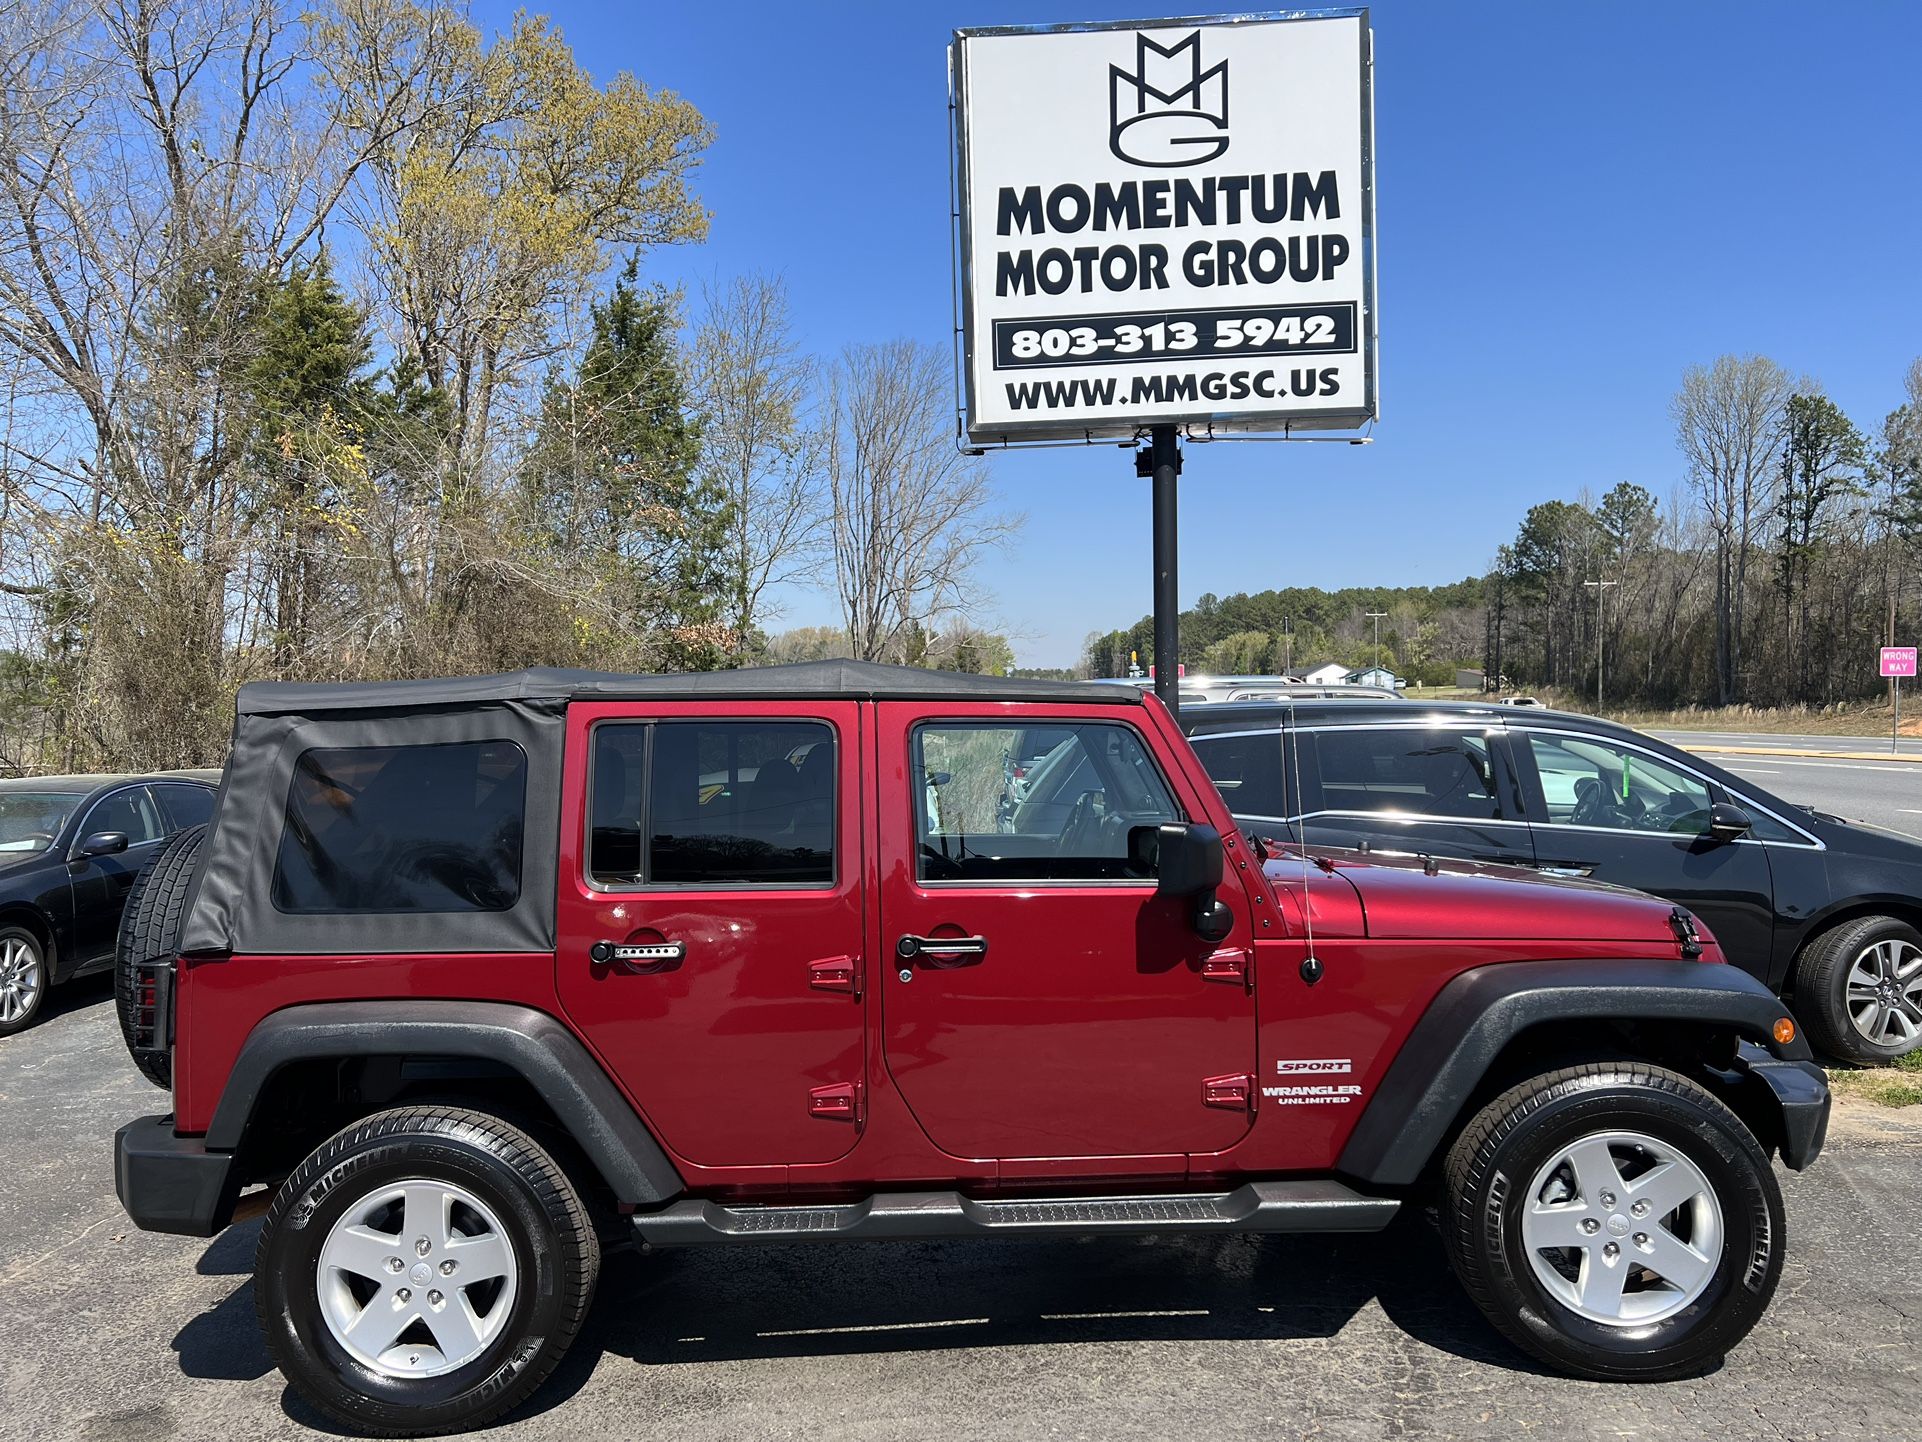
(114, 823), (205, 1086)
(256, 1107), (599, 1436)
(1442, 1063), (1783, 1380)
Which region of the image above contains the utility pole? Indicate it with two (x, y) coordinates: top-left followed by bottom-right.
(1281, 616), (1292, 676)
(1584, 579), (1619, 712)
(1364, 611), (1387, 675)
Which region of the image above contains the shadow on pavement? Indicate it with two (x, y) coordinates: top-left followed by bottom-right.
(521, 1210), (1547, 1420)
(176, 1208), (1548, 1430)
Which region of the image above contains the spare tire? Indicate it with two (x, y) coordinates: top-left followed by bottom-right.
(115, 823), (205, 1089)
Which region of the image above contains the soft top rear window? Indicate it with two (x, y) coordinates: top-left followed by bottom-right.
(273, 741), (528, 915)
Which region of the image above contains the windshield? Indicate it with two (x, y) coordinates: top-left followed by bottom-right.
(0, 792), (74, 855)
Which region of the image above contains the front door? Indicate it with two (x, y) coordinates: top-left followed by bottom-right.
(555, 702), (867, 1168)
(69, 784), (169, 965)
(1513, 729), (1777, 975)
(877, 703), (1258, 1162)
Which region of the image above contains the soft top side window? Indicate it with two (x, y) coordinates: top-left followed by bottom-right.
(272, 741), (527, 914)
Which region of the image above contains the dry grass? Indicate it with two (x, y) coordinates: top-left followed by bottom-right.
(1826, 1048), (1922, 1108)
(1507, 687), (1916, 739)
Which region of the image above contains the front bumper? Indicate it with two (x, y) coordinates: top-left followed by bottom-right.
(115, 1116), (238, 1236)
(1735, 1043), (1831, 1170)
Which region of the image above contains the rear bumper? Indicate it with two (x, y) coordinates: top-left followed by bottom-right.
(1736, 1043), (1831, 1170)
(114, 1116), (237, 1237)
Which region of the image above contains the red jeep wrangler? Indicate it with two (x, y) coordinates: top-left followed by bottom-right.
(112, 663), (1829, 1435)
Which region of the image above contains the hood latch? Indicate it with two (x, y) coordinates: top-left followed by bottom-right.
(1669, 906), (1703, 959)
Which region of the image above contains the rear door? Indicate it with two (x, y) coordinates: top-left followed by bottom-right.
(876, 702), (1259, 1163)
(555, 702), (868, 1168)
(1198, 721), (1533, 866)
(1511, 727), (1777, 974)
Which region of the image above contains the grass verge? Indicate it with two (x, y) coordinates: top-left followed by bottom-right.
(1827, 1047), (1922, 1107)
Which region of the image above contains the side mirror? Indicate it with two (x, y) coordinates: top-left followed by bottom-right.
(1708, 802), (1753, 843)
(1135, 822), (1233, 943)
(77, 830), (129, 859)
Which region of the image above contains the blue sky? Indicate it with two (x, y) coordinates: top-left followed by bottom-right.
(475, 1), (1922, 668)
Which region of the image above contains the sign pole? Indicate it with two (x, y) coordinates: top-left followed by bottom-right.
(1143, 424), (1182, 719)
(1895, 675), (1901, 756)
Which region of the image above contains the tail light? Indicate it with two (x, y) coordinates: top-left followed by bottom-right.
(128, 958), (175, 1059)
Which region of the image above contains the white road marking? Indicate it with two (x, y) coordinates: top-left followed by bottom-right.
(1693, 755), (1921, 773)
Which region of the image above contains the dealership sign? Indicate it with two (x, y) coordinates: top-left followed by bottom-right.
(951, 10), (1377, 445)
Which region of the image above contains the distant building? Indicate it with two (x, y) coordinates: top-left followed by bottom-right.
(1300, 662), (1405, 689)
(1345, 666), (1403, 690)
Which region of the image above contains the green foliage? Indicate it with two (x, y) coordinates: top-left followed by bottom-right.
(523, 262), (728, 664)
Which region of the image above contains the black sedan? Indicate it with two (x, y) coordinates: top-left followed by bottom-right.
(0, 771), (217, 1035)
(1183, 697), (1922, 1064)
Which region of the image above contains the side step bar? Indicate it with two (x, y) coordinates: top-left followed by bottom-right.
(632, 1180), (1399, 1247)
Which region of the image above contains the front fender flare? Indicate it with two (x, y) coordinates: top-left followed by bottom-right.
(207, 999), (684, 1205)
(1337, 959), (1815, 1188)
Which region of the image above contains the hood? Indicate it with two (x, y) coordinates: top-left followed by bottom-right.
(1262, 847), (1713, 950)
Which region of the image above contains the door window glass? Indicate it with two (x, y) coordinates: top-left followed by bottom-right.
(914, 722), (1180, 882)
(1191, 731), (1290, 818)
(80, 786), (164, 845)
(589, 721), (835, 887)
(1527, 734), (1713, 835)
(153, 782), (215, 830)
(273, 742), (527, 913)
(1310, 728), (1502, 819)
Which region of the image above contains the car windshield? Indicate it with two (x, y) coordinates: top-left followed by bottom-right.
(0, 792), (74, 855)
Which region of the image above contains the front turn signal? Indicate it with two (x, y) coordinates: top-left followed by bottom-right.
(1772, 1016), (1797, 1046)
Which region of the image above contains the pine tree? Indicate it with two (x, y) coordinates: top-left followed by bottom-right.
(525, 261), (729, 664)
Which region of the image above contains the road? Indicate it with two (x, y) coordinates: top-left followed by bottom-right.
(2, 972), (1919, 1442)
(1651, 729), (1922, 838)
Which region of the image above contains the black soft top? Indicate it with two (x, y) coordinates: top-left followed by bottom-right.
(236, 661), (1138, 716)
(183, 661), (1138, 957)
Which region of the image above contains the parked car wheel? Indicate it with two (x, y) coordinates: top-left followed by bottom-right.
(1442, 1062), (1783, 1380)
(0, 925), (47, 1035)
(114, 823), (206, 1087)
(1794, 914), (1922, 1064)
(256, 1106), (600, 1436)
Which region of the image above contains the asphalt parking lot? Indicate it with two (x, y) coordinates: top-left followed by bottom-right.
(0, 971), (1917, 1442)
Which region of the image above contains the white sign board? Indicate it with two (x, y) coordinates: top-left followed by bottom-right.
(951, 11), (1376, 445)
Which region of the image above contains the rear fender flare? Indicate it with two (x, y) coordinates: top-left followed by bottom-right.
(1337, 959), (1812, 1188)
(206, 999), (683, 1205)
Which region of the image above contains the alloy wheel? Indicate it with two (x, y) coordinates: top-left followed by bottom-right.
(1845, 938), (1922, 1047)
(1519, 1129), (1723, 1326)
(317, 1179), (519, 1378)
(0, 935), (40, 1025)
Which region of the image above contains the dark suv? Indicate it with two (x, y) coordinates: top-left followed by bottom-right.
(1184, 697), (1922, 1064)
(113, 664), (1826, 1434)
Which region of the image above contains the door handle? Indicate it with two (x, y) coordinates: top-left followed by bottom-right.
(896, 934), (988, 966)
(590, 939), (686, 971)
(1534, 863), (1594, 879)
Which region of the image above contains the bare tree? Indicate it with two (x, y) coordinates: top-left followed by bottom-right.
(1672, 355), (1791, 703)
(823, 340), (1019, 662)
(693, 274), (823, 657)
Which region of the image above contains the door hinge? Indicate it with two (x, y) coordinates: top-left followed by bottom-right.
(1200, 948), (1251, 990)
(808, 1080), (864, 1124)
(808, 954), (861, 997)
(1202, 1073), (1256, 1112)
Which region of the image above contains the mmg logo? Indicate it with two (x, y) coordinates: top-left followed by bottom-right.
(1108, 31), (1229, 168)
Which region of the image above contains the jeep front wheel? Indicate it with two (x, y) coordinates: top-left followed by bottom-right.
(256, 1107), (600, 1435)
(1442, 1063), (1783, 1380)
